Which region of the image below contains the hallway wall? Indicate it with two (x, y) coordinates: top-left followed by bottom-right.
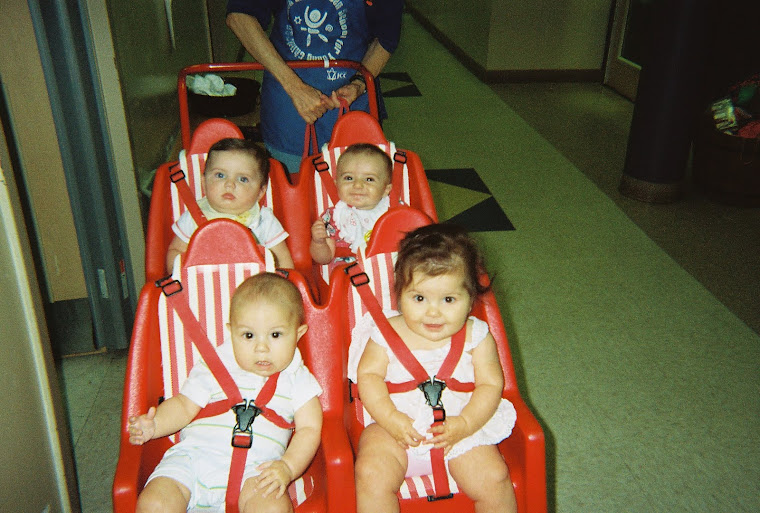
(0, 0), (87, 303)
(104, 0), (213, 206)
(407, 0), (611, 79)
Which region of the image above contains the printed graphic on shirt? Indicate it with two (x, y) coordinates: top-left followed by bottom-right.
(285, 0), (348, 61)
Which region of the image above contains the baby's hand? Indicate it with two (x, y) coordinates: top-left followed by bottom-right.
(311, 220), (328, 242)
(427, 415), (470, 455)
(127, 406), (157, 445)
(255, 460), (294, 498)
(386, 410), (425, 449)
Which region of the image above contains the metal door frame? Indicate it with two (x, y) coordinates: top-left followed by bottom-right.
(27, 0), (135, 350)
(605, 0), (641, 101)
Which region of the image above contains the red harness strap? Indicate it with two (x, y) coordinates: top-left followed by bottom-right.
(390, 150), (406, 206)
(313, 152), (341, 205)
(345, 263), (474, 501)
(160, 278), (294, 513)
(224, 375), (294, 513)
(169, 163), (207, 227)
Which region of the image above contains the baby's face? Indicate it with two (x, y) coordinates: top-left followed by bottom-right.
(228, 299), (307, 377)
(203, 150), (265, 215)
(398, 268), (473, 344)
(335, 153), (392, 210)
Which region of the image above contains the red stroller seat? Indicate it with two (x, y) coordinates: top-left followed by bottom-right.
(144, 118), (312, 283)
(298, 111), (438, 294)
(113, 219), (340, 512)
(331, 207), (547, 513)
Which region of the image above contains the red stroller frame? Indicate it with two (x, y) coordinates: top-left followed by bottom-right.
(332, 206), (547, 513)
(177, 61), (378, 151)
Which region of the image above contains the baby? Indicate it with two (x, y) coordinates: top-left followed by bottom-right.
(167, 138), (294, 272)
(128, 273), (322, 513)
(348, 224), (517, 513)
(310, 143), (393, 269)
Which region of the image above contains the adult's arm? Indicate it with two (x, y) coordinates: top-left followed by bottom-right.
(226, 12), (329, 123)
(327, 0), (402, 107)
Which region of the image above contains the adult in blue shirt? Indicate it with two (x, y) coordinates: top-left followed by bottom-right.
(227, 0), (404, 175)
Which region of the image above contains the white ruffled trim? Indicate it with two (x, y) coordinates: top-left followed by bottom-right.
(346, 312), (516, 460)
(347, 310), (397, 382)
(332, 196), (390, 252)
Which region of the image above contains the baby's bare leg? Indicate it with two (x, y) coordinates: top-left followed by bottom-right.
(448, 445), (517, 513)
(239, 476), (294, 513)
(136, 477), (191, 513)
(355, 424), (408, 513)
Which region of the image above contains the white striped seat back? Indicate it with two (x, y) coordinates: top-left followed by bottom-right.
(346, 248), (398, 334)
(344, 206), (433, 332)
(157, 259), (269, 444)
(156, 245), (313, 507)
(312, 142), (411, 219)
(170, 149), (275, 224)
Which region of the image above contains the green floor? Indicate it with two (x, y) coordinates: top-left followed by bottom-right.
(380, 13), (760, 513)
(60, 12), (760, 513)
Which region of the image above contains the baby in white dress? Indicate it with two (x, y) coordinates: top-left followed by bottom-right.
(351, 224), (518, 513)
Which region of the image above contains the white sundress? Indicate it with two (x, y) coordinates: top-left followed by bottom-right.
(347, 311), (517, 461)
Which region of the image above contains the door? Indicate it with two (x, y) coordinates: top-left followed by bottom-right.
(27, 0), (136, 350)
(605, 0), (655, 101)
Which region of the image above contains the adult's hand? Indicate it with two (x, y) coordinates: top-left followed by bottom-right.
(284, 79), (331, 124)
(227, 12), (330, 124)
(325, 81), (365, 109)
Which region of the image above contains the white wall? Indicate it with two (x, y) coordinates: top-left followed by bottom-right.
(488, 0), (610, 70)
(408, 0), (612, 75)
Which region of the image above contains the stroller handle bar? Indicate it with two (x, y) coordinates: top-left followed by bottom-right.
(177, 60), (378, 149)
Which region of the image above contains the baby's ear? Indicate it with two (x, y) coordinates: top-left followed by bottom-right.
(297, 324), (308, 340)
(256, 182), (267, 202)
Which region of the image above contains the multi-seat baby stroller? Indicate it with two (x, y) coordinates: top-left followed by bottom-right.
(113, 61), (546, 513)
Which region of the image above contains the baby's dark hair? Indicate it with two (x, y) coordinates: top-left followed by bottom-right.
(337, 143), (393, 182)
(206, 138), (270, 184)
(231, 273), (304, 325)
(394, 224), (489, 300)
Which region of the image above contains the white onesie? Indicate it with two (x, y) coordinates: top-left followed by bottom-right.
(348, 312), (516, 472)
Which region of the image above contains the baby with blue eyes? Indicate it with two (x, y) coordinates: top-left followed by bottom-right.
(167, 138), (294, 272)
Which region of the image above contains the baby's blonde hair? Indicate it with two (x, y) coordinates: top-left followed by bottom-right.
(230, 273), (304, 324)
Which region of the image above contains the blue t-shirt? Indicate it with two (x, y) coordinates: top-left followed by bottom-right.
(227, 0), (403, 155)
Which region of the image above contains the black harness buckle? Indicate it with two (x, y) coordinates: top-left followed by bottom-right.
(312, 155), (329, 173)
(344, 262), (370, 287)
(169, 167), (186, 184)
(231, 400), (261, 449)
(427, 493), (454, 502)
(157, 277), (183, 297)
(418, 378), (446, 409)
